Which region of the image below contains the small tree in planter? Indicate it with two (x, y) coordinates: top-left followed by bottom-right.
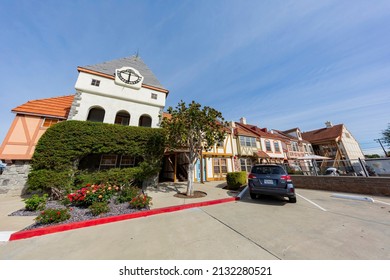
(161, 101), (227, 196)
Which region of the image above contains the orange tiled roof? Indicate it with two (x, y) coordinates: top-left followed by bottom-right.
(302, 124), (343, 143)
(234, 124), (259, 137)
(236, 122), (285, 141)
(162, 112), (171, 120)
(256, 150), (270, 158)
(12, 95), (75, 119)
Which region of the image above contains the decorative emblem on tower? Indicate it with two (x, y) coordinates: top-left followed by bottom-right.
(115, 67), (144, 89)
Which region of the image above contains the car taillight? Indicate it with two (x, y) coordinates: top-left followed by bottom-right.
(248, 173), (256, 179)
(281, 175), (291, 181)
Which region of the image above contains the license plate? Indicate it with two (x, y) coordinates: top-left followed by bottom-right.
(264, 179), (274, 184)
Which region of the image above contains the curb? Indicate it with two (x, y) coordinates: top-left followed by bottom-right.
(9, 196), (240, 241)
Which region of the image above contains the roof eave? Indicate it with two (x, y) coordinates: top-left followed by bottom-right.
(77, 67), (169, 95)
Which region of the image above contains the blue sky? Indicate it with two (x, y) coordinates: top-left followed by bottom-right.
(1, 0), (389, 155)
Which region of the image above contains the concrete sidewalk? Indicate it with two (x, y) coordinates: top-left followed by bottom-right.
(0, 181), (238, 241)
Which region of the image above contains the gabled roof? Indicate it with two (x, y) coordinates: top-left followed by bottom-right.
(273, 129), (311, 144)
(236, 122), (285, 141)
(302, 124), (344, 143)
(12, 95), (75, 119)
(78, 56), (168, 92)
(234, 123), (260, 138)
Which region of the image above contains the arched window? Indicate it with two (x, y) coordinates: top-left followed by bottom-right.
(139, 115), (152, 127)
(115, 110), (130, 126)
(87, 107), (105, 122)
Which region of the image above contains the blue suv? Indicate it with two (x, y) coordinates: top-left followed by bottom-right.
(248, 164), (296, 203)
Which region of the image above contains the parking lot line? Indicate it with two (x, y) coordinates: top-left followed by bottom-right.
(373, 199), (390, 206)
(296, 193), (327, 211)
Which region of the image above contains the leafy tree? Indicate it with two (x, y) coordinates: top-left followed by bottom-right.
(161, 101), (227, 196)
(382, 123), (390, 156)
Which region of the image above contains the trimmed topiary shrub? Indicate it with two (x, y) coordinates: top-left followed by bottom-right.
(27, 121), (166, 197)
(117, 185), (141, 204)
(75, 167), (144, 187)
(226, 171), (247, 190)
(24, 194), (48, 211)
(27, 169), (73, 198)
(31, 121), (165, 171)
(89, 202), (110, 216)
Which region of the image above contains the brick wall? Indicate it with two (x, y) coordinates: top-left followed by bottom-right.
(292, 175), (390, 197)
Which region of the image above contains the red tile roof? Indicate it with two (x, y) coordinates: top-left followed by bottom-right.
(236, 122), (285, 141)
(302, 124), (343, 143)
(12, 95), (75, 119)
(162, 112), (171, 120)
(256, 151), (270, 158)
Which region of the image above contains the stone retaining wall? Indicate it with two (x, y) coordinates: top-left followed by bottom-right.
(292, 175), (390, 197)
(0, 161), (30, 196)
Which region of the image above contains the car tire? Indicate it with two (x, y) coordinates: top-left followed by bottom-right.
(289, 197), (297, 203)
(250, 193), (257, 199)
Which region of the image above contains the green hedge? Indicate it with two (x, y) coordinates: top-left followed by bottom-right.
(27, 121), (166, 196)
(226, 171), (247, 190)
(31, 121), (165, 171)
(75, 167), (143, 187)
(27, 169), (73, 196)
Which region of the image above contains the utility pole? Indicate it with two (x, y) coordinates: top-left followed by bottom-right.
(374, 139), (388, 157)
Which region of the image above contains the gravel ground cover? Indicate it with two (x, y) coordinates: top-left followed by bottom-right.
(9, 199), (148, 231)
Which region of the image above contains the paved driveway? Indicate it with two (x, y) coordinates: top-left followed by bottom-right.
(0, 188), (389, 259)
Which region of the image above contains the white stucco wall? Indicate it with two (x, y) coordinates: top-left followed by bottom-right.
(70, 72), (166, 128)
(341, 127), (365, 160)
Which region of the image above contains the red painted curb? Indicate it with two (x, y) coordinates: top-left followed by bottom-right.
(9, 196), (239, 241)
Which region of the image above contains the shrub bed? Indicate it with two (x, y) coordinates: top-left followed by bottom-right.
(27, 121), (165, 197)
(226, 171), (247, 190)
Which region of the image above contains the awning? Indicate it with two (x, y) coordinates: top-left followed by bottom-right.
(296, 154), (331, 160)
(254, 151), (270, 158)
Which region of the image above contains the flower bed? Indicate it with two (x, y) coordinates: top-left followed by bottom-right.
(9, 184), (152, 231)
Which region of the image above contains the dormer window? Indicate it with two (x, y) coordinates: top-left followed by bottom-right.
(151, 93), (157, 100)
(91, 79), (100, 87)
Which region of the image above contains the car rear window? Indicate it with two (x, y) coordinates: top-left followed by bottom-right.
(251, 166), (286, 175)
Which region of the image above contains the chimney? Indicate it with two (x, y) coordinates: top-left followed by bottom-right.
(230, 121), (236, 128)
(325, 121), (333, 128)
(240, 117), (247, 124)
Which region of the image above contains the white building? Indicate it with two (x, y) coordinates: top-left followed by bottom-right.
(68, 56), (169, 127)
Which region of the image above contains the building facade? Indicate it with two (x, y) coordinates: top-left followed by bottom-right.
(302, 121), (365, 174)
(0, 56), (169, 192)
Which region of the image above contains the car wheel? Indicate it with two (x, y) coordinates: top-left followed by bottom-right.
(289, 197), (297, 203)
(250, 193), (257, 199)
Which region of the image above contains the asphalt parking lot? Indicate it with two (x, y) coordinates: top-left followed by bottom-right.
(0, 188), (389, 259)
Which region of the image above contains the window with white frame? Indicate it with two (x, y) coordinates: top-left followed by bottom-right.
(274, 141), (281, 152)
(119, 155), (135, 168)
(99, 155), (117, 170)
(265, 140), (272, 152)
(292, 142), (299, 152)
(213, 158), (227, 175)
(240, 158), (252, 172)
(239, 136), (256, 147)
